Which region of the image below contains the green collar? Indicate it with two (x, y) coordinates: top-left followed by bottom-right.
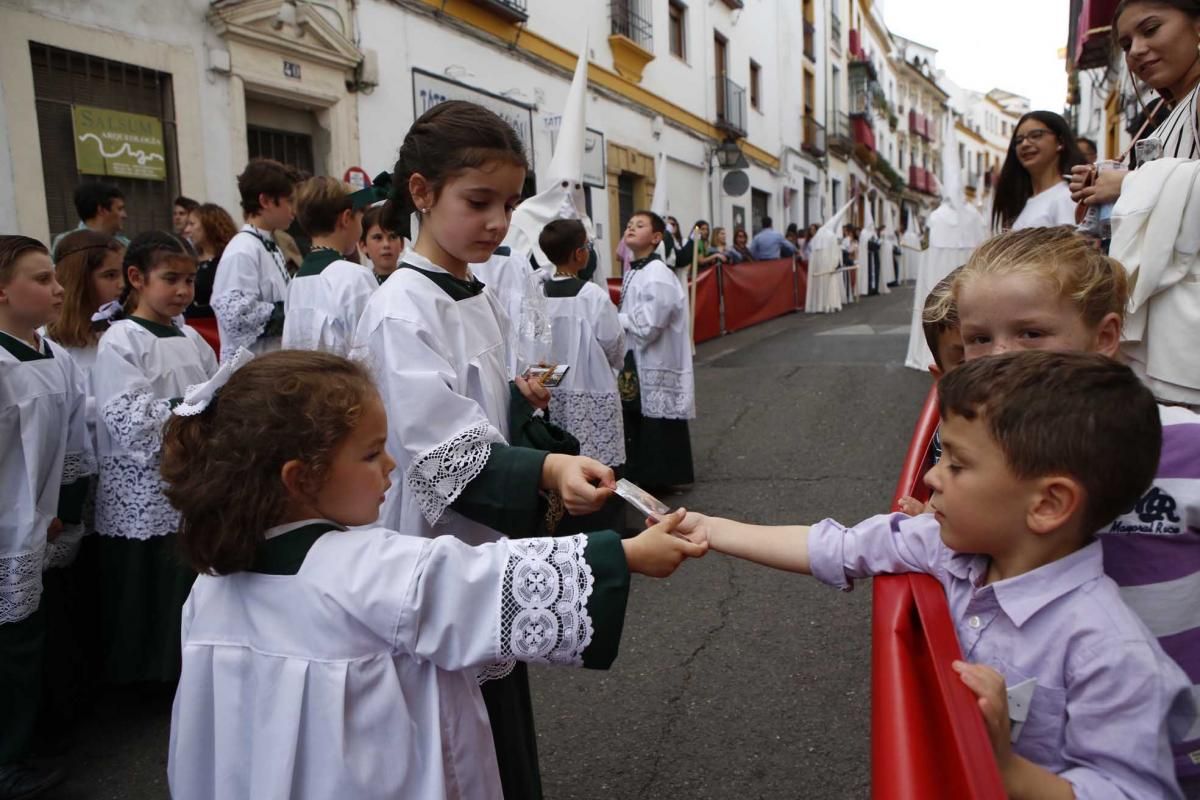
(129, 315), (185, 338)
(296, 248), (343, 278)
(249, 522), (344, 575)
(0, 330), (52, 361)
(544, 276), (586, 298)
(399, 264), (486, 301)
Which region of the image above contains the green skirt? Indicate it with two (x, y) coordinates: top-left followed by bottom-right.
(620, 353), (695, 488)
(95, 533), (196, 685)
(481, 663), (543, 800)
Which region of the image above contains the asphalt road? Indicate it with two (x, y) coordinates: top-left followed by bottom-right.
(57, 286), (930, 799)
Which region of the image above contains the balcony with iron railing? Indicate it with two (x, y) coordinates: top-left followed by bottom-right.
(802, 115), (826, 157)
(803, 20), (816, 61)
(610, 0), (653, 50)
(849, 83), (875, 119)
(828, 112), (853, 156)
(716, 75), (748, 137)
(469, 0), (528, 22)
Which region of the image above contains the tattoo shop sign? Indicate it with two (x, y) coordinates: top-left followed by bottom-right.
(411, 69), (535, 170)
(72, 105), (167, 181)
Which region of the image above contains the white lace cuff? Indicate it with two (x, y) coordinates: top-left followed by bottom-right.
(212, 289), (273, 360)
(0, 546), (45, 624)
(44, 524), (85, 570)
(101, 390), (173, 461)
(405, 422), (504, 526)
(62, 449), (97, 484)
(500, 534), (595, 666)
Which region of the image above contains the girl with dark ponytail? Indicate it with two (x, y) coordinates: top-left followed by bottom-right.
(352, 101), (619, 800)
(91, 230), (217, 684)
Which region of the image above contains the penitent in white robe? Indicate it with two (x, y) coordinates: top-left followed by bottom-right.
(0, 332), (94, 621)
(352, 252), (517, 544)
(282, 250), (378, 357)
(538, 273), (626, 466)
(211, 225), (291, 361)
(168, 521), (631, 800)
(92, 318), (218, 540)
(619, 257), (695, 420)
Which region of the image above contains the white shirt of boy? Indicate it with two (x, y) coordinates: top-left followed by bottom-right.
(809, 511), (1193, 799)
(536, 270), (626, 467)
(0, 332), (95, 621)
(619, 256), (695, 420)
(211, 224), (290, 361)
(169, 523), (630, 800)
(93, 318), (218, 540)
(351, 252), (513, 544)
(282, 249), (378, 357)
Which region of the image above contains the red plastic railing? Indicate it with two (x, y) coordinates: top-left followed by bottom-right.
(873, 384), (1005, 799)
(189, 317), (220, 357)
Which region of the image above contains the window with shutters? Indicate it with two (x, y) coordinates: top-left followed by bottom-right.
(29, 42), (180, 239)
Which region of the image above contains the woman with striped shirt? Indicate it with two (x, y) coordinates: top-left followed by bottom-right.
(1070, 0), (1200, 205)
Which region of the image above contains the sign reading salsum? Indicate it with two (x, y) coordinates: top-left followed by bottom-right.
(72, 105), (167, 181)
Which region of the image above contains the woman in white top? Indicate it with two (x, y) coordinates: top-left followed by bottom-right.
(992, 111), (1087, 231)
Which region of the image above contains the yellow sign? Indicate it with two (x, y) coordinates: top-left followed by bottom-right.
(72, 105), (167, 181)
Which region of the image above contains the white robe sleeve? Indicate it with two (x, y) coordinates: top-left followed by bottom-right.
(590, 287), (627, 371)
(621, 272), (679, 348)
(355, 316), (505, 526)
(211, 248), (274, 358)
(59, 347), (97, 484)
(94, 335), (174, 465)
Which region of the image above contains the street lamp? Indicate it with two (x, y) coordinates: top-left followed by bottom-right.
(715, 137), (749, 170)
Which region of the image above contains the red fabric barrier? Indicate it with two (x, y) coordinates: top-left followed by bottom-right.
(873, 384), (1005, 799)
(188, 317), (221, 359)
(794, 260), (808, 311)
(720, 258), (797, 333)
(606, 267), (721, 344)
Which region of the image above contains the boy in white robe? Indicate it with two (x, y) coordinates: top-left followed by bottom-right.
(282, 176), (380, 356)
(618, 211), (696, 488)
(211, 158), (296, 361)
(0, 236), (94, 799)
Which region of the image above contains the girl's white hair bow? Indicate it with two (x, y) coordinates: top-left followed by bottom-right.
(91, 300), (122, 323)
(173, 347), (255, 417)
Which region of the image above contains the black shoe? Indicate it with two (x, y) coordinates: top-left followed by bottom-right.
(0, 764), (63, 800)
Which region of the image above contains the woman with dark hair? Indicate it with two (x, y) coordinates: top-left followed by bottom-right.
(991, 111), (1087, 230)
(1070, 0), (1200, 207)
(727, 227), (754, 262)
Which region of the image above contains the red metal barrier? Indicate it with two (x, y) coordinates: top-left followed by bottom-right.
(873, 384), (1005, 799)
(188, 317), (220, 358)
(721, 258), (798, 333)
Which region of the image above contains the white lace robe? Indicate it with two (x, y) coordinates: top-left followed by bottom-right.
(618, 258), (696, 420)
(282, 259), (378, 357)
(92, 320), (218, 540)
(541, 276), (626, 466)
(169, 524), (624, 800)
(351, 253), (515, 544)
(0, 336), (95, 623)
(211, 226), (290, 362)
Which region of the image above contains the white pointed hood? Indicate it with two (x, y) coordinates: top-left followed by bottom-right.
(928, 116), (985, 250)
(503, 30), (593, 262)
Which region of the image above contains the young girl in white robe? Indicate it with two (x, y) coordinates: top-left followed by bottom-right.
(351, 100), (623, 800)
(0, 236), (94, 793)
(162, 349), (705, 800)
(618, 211), (696, 488)
(93, 232), (217, 684)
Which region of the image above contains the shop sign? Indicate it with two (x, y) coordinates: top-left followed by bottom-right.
(72, 105), (167, 181)
(411, 69), (535, 170)
(545, 116), (606, 189)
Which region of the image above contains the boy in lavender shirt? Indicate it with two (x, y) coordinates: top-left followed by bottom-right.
(677, 351), (1194, 799)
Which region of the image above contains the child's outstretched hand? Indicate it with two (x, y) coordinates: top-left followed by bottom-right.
(953, 661), (1012, 769)
(896, 495), (930, 516)
(623, 509), (708, 577)
(672, 510), (712, 548)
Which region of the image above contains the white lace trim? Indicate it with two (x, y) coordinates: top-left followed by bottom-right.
(44, 523), (84, 570)
(62, 449), (97, 484)
(211, 289), (274, 361)
(101, 390), (172, 461)
(640, 367), (695, 420)
(94, 455), (179, 540)
(549, 390), (626, 467)
(406, 422), (505, 526)
(0, 546), (45, 624)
